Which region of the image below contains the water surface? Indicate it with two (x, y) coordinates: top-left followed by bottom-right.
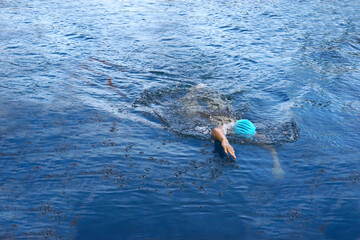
(1, 0), (360, 239)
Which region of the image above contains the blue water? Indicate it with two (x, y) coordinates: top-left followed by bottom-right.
(1, 0), (360, 239)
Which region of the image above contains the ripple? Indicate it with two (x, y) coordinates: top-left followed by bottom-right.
(1, 0), (360, 239)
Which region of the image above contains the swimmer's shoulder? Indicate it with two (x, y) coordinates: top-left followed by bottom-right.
(222, 118), (236, 135)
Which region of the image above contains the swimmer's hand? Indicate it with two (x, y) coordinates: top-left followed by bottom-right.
(221, 139), (236, 159)
(212, 126), (236, 159)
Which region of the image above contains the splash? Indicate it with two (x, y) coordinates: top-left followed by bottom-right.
(134, 84), (237, 139)
(134, 84), (300, 144)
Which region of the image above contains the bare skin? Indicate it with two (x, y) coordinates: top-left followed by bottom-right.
(212, 124), (284, 178)
(185, 84), (284, 178)
(211, 125), (236, 159)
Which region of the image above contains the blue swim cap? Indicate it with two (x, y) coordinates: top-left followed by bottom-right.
(233, 119), (256, 138)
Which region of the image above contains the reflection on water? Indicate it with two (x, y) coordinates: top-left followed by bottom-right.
(0, 0), (360, 239)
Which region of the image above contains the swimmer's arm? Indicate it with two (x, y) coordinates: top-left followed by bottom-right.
(263, 145), (284, 178)
(263, 145), (279, 165)
(212, 126), (236, 159)
(255, 134), (280, 165)
(255, 133), (284, 178)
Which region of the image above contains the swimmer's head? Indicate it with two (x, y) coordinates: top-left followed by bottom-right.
(233, 119), (256, 138)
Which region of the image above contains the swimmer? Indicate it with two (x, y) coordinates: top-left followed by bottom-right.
(184, 84), (285, 178)
(211, 114), (285, 178)
(141, 83), (289, 178)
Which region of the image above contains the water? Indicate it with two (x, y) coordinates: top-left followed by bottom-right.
(1, 0), (360, 239)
